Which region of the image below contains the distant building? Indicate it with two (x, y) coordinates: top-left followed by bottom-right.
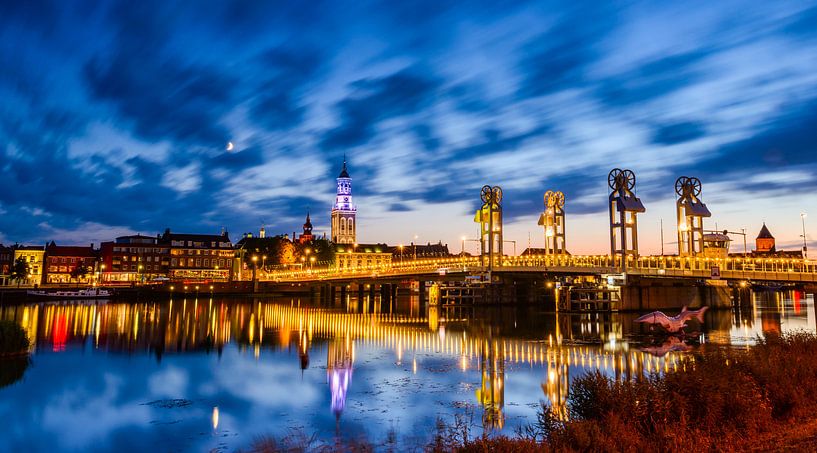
(335, 243), (391, 270)
(162, 229), (233, 282)
(0, 244), (13, 285)
(389, 241), (452, 259)
(12, 245), (46, 286)
(100, 235), (169, 283)
(756, 223), (775, 253)
(749, 223), (803, 258)
(298, 212), (314, 244)
(331, 158), (356, 244)
(44, 241), (98, 284)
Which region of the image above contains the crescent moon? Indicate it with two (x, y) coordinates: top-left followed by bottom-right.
(226, 142), (234, 151)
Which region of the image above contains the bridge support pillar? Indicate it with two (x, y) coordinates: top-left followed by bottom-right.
(340, 286), (347, 308)
(330, 285), (337, 307)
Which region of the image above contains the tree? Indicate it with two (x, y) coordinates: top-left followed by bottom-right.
(10, 257), (29, 288)
(70, 263), (90, 283)
(294, 238), (336, 267)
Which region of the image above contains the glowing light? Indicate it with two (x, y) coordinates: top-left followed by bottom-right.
(212, 406), (219, 430)
(226, 142), (234, 151)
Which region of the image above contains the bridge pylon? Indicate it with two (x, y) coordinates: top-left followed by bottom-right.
(538, 190), (566, 255)
(675, 176), (711, 256)
(474, 185), (503, 271)
(608, 168), (646, 269)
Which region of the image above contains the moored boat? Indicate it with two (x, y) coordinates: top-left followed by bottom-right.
(27, 288), (113, 298)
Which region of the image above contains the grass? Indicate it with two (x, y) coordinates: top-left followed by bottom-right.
(242, 332), (817, 452)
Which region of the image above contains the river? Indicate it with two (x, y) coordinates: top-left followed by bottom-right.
(0, 291), (814, 451)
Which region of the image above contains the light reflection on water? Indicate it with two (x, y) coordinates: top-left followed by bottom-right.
(0, 291), (813, 451)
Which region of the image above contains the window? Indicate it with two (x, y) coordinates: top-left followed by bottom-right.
(204, 259), (209, 267)
(171, 258), (177, 266)
(195, 259), (201, 267)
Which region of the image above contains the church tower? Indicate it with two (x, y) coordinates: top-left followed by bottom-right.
(331, 157), (356, 244)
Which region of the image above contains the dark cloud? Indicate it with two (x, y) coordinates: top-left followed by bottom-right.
(84, 55), (236, 147)
(449, 125), (551, 160)
(249, 47), (325, 130)
(517, 6), (616, 98)
(320, 68), (441, 150)
(652, 121), (707, 145)
(388, 203), (413, 212)
(209, 146), (265, 171)
(679, 97), (817, 182)
(596, 49), (710, 107)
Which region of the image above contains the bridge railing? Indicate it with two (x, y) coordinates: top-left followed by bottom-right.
(264, 254), (817, 281)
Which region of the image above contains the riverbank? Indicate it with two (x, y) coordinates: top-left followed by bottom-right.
(244, 332), (817, 452)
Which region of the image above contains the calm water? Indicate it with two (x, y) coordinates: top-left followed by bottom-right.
(1, 291), (814, 452)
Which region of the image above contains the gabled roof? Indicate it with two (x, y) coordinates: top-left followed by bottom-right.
(45, 243), (96, 257)
(757, 223), (774, 239)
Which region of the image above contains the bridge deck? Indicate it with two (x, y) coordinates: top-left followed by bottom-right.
(262, 255), (817, 284)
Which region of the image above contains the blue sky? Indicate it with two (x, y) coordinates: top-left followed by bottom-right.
(1, 0), (816, 254)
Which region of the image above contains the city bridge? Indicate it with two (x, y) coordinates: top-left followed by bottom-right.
(260, 170), (815, 310)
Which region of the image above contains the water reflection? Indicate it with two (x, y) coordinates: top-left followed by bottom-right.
(0, 290), (813, 450)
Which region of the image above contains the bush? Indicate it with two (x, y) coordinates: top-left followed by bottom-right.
(0, 356), (30, 389)
(0, 320), (30, 355)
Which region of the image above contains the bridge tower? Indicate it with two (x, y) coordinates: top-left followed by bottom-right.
(474, 185), (503, 270)
(608, 168), (646, 269)
(331, 157), (356, 244)
(675, 176), (711, 256)
(538, 190), (566, 255)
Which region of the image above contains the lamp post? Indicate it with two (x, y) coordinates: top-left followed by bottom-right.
(251, 255), (258, 292)
(801, 212), (808, 260)
(138, 264), (144, 285)
(398, 244), (404, 265)
(99, 263), (106, 285)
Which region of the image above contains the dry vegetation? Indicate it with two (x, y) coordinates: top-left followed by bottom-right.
(244, 332), (817, 452)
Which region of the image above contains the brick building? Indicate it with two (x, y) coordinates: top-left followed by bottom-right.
(162, 229), (234, 282)
(0, 244), (12, 285)
(100, 235), (169, 283)
(44, 242), (98, 284)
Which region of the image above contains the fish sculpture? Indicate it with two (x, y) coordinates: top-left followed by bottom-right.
(634, 306), (708, 333)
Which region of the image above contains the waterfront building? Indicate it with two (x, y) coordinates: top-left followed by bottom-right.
(335, 243), (391, 270)
(0, 244), (12, 286)
(12, 245), (46, 286)
(43, 242), (97, 284)
(162, 229), (233, 282)
(331, 158), (356, 244)
(100, 235), (169, 283)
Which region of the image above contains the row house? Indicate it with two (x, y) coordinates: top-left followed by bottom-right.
(161, 229), (234, 282)
(100, 235), (169, 283)
(44, 242), (98, 284)
(12, 245), (46, 286)
(0, 244), (12, 285)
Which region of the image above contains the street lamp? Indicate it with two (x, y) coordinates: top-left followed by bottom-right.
(801, 212), (808, 260)
(251, 255), (258, 292)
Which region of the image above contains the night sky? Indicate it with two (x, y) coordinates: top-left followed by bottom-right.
(1, 1), (816, 254)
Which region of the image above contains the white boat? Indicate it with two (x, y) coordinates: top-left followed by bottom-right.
(27, 288), (113, 298)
